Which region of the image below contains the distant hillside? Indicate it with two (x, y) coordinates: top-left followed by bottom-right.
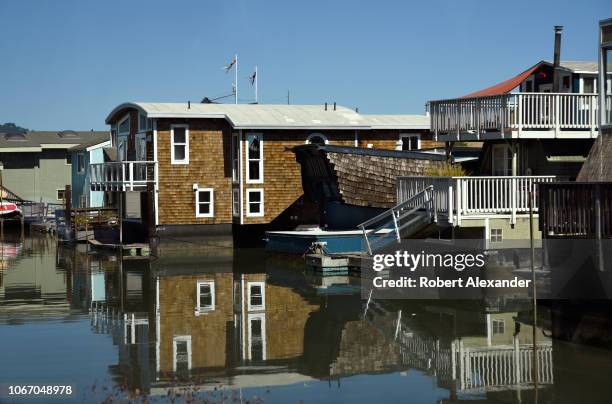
(0, 123), (28, 134)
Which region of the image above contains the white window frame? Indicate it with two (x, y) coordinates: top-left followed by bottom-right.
(196, 280), (215, 314)
(492, 319), (505, 335)
(195, 188), (214, 218)
(398, 133), (421, 151)
(245, 133), (263, 184)
(246, 189), (264, 217)
(247, 313), (266, 361)
(247, 281), (266, 311)
(171, 124), (189, 165)
(56, 189), (65, 201)
(232, 188), (239, 217)
(172, 335), (192, 372)
(490, 228), (503, 243)
(305, 133), (329, 145)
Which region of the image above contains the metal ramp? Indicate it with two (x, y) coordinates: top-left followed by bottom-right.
(357, 185), (437, 255)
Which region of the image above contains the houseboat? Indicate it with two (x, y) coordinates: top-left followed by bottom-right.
(395, 27), (610, 247)
(91, 103), (442, 246)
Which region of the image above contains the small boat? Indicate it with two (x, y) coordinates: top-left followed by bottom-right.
(0, 201), (22, 219)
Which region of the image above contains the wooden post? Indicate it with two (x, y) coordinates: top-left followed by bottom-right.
(119, 191), (123, 245)
(65, 185), (72, 237)
(528, 189), (538, 391)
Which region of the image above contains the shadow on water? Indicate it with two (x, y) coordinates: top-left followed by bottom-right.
(1, 232), (612, 403)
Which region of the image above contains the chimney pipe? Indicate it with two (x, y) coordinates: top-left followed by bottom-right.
(188, 100), (191, 109)
(333, 102), (336, 111)
(325, 102), (327, 111)
(553, 25), (563, 92)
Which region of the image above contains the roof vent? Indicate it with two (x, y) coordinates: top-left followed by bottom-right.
(57, 130), (80, 139)
(3, 132), (27, 141)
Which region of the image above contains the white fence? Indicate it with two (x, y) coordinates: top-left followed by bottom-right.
(430, 93), (606, 138)
(90, 161), (157, 192)
(397, 176), (557, 225)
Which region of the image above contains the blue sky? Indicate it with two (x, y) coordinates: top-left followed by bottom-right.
(0, 0), (609, 130)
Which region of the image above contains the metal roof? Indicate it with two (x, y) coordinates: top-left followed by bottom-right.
(0, 130), (110, 152)
(106, 102), (430, 130)
(544, 60), (600, 74)
(362, 114), (429, 129)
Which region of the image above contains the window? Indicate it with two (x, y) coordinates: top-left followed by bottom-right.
(246, 133), (263, 183)
(305, 133), (328, 145)
(399, 134), (420, 151)
(490, 228), (503, 243)
(195, 188), (214, 218)
(118, 115), (130, 134)
(77, 153), (85, 174)
(247, 281), (265, 311)
(525, 80), (533, 92)
(117, 115), (130, 161)
(196, 281), (215, 313)
(246, 189), (264, 217)
(583, 77), (595, 93)
(57, 189), (66, 201)
(232, 132), (239, 182)
(492, 319), (505, 335)
(173, 336), (192, 375)
(171, 124), (189, 164)
(232, 188), (239, 217)
(138, 113), (151, 132)
(248, 314), (266, 361)
(491, 144), (511, 176)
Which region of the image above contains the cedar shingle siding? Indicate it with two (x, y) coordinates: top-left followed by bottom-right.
(577, 129), (612, 182)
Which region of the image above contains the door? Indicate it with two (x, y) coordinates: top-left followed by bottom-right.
(491, 144), (511, 176)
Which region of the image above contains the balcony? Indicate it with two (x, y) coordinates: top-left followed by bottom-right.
(430, 93), (608, 140)
(397, 175), (557, 225)
(90, 161), (157, 192)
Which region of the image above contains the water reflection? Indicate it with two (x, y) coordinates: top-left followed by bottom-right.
(2, 235), (612, 403)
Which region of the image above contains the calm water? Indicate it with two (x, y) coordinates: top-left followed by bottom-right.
(1, 234), (612, 403)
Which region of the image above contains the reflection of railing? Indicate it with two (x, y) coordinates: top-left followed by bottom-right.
(430, 93), (605, 137)
(90, 161), (157, 192)
(397, 176), (557, 225)
(398, 331), (554, 392)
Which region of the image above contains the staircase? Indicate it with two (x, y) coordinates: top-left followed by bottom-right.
(357, 186), (437, 255)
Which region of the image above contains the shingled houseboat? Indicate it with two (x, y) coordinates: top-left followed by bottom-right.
(91, 103), (442, 246)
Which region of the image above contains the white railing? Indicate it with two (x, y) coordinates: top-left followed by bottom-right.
(397, 176), (557, 225)
(90, 161), (157, 192)
(358, 186), (436, 255)
(430, 93), (604, 138)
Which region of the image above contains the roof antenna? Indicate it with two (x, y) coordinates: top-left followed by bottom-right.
(188, 100), (191, 109)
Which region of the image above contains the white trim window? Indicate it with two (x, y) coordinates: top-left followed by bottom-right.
(492, 319), (505, 335)
(171, 124), (189, 164)
(56, 189), (66, 201)
(247, 281), (265, 311)
(247, 313), (266, 361)
(232, 188), (240, 217)
(246, 133), (263, 183)
(490, 228), (503, 243)
(305, 133), (328, 145)
(173, 335), (192, 373)
(398, 134), (421, 151)
(246, 189), (264, 217)
(195, 188), (214, 218)
(196, 281), (215, 313)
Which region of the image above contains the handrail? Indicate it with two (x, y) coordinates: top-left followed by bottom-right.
(358, 186), (435, 255)
(90, 161), (157, 192)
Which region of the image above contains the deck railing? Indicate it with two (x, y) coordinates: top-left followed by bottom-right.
(90, 161), (157, 192)
(430, 93), (607, 138)
(397, 176), (557, 225)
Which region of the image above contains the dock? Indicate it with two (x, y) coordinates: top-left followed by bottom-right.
(88, 239), (151, 258)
